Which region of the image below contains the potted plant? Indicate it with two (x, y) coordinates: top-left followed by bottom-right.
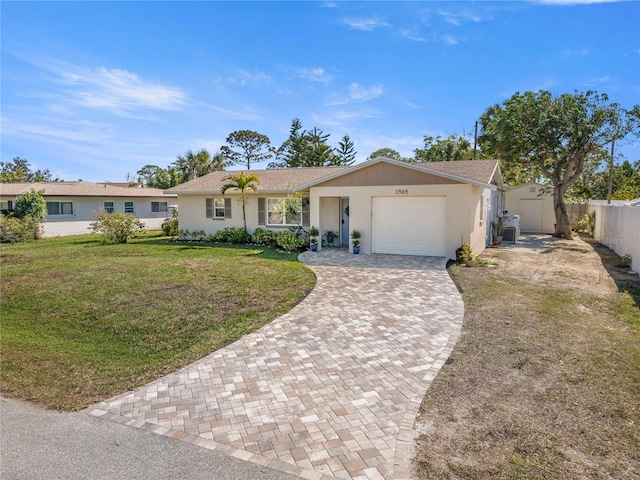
(309, 225), (319, 251)
(324, 230), (337, 247)
(351, 229), (362, 254)
(459, 242), (474, 266)
(491, 218), (504, 245)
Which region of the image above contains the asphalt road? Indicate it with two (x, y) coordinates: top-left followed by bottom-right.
(1, 397), (298, 480)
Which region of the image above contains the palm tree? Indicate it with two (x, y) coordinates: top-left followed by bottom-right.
(175, 148), (226, 183)
(221, 171), (260, 231)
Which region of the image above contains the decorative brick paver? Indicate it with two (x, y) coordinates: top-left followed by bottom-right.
(88, 250), (464, 479)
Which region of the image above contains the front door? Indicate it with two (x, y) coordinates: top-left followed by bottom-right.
(340, 198), (350, 245)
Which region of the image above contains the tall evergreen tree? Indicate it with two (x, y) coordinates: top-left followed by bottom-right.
(335, 134), (357, 165)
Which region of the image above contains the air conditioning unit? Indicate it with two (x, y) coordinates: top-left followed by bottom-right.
(501, 214), (520, 243)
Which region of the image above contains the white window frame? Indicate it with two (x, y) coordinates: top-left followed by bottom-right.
(104, 201), (115, 214)
(267, 198), (302, 226)
(213, 198), (225, 219)
(46, 201), (74, 216)
(124, 201), (134, 214)
(151, 201), (168, 213)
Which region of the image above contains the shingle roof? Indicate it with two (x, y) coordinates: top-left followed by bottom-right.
(0, 181), (176, 198)
(415, 159), (501, 185)
(166, 166), (350, 194)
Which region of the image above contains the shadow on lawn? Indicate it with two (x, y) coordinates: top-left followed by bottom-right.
(133, 236), (299, 261)
(581, 233), (640, 308)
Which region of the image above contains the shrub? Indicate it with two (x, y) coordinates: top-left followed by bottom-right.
(13, 189), (46, 240)
(252, 228), (278, 247)
(89, 209), (145, 244)
(0, 214), (39, 243)
(211, 227), (251, 244)
(275, 230), (305, 252)
(161, 209), (179, 236)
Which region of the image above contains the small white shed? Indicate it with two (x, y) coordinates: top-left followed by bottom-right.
(504, 182), (556, 233)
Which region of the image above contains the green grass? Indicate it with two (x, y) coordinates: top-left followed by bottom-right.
(0, 232), (315, 410)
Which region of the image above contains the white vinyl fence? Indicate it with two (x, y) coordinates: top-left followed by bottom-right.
(589, 200), (640, 274)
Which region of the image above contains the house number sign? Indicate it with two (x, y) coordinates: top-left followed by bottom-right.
(395, 189), (409, 195)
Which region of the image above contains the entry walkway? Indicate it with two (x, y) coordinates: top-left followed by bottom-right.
(89, 250), (464, 479)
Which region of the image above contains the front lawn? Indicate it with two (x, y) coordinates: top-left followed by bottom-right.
(0, 232), (315, 410)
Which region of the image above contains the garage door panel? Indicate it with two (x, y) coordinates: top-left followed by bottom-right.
(373, 197), (446, 256)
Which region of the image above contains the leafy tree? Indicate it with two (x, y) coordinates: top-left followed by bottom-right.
(136, 165), (181, 189)
(221, 130), (272, 170)
(14, 189), (47, 220)
(334, 134), (357, 166)
(11, 189), (47, 240)
(0, 157), (60, 183)
(221, 171), (260, 231)
(89, 209), (145, 244)
(414, 135), (474, 162)
(367, 148), (410, 162)
(568, 159), (640, 202)
(479, 90), (640, 239)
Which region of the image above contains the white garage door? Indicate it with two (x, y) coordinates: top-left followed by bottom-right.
(372, 196), (446, 256)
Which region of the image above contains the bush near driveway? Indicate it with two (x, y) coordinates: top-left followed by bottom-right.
(0, 232), (315, 410)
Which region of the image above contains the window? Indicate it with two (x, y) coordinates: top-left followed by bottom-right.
(103, 201), (115, 213)
(258, 197), (309, 227)
(151, 201), (167, 213)
(124, 201), (134, 213)
(0, 200), (13, 212)
(46, 201), (74, 216)
(267, 198), (301, 226)
(206, 198), (231, 219)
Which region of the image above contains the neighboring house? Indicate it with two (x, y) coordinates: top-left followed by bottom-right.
(504, 182), (556, 234)
(0, 181), (177, 237)
(168, 157), (504, 259)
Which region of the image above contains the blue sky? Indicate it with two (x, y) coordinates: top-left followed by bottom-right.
(2, 1), (639, 182)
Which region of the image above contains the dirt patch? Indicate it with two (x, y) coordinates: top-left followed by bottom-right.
(413, 234), (640, 480)
(480, 234), (637, 297)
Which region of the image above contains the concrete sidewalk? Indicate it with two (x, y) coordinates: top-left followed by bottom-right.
(89, 250), (464, 479)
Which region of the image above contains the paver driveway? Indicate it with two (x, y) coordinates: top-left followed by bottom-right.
(89, 250), (464, 479)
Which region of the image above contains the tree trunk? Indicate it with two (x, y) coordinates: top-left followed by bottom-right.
(241, 194), (247, 231)
(553, 187), (572, 239)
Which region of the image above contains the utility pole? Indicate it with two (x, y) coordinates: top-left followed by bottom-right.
(607, 138), (615, 205)
(473, 121), (478, 160)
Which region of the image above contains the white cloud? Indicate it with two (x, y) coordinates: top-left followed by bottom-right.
(348, 83), (383, 102)
(224, 69), (272, 87)
(341, 17), (391, 31)
(441, 34), (460, 46)
(399, 29), (428, 42)
(299, 67), (334, 83)
(437, 8), (484, 25)
(59, 65), (186, 114)
(326, 83), (383, 106)
(562, 48), (590, 57)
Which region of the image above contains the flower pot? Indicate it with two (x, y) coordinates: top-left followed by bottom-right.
(311, 244), (317, 251)
(353, 247), (360, 254)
